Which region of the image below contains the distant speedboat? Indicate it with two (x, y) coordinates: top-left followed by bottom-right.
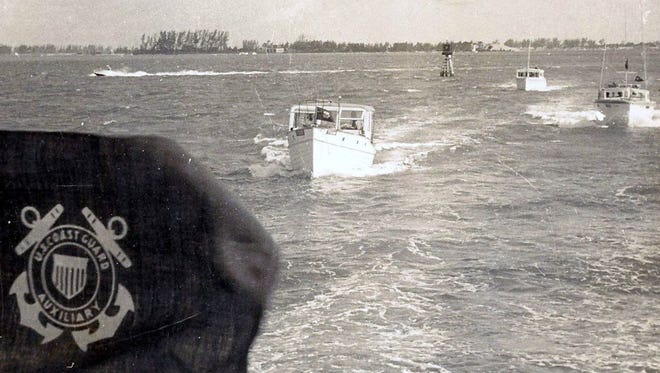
(287, 100), (376, 177)
(93, 65), (112, 77)
(516, 40), (547, 91)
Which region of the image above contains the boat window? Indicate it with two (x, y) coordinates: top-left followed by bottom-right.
(339, 110), (364, 130)
(315, 106), (335, 126)
(294, 111), (315, 128)
(617, 91), (623, 97)
(605, 92), (610, 98)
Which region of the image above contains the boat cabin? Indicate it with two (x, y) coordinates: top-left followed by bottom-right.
(516, 68), (544, 79)
(598, 84), (650, 102)
(288, 101), (375, 141)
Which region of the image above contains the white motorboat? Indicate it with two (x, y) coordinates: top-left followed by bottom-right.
(287, 100), (376, 177)
(595, 81), (655, 127)
(595, 5), (655, 127)
(595, 48), (655, 127)
(516, 67), (547, 91)
(93, 65), (113, 77)
(516, 40), (547, 91)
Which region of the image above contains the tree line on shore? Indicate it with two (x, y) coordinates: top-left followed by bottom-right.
(1, 31), (657, 55)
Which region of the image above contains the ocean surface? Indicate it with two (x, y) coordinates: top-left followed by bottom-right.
(1, 49), (659, 372)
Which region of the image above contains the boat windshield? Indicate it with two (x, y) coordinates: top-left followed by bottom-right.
(338, 109), (364, 131)
(600, 86), (650, 101)
(292, 110), (316, 128)
(291, 106), (368, 130)
(517, 69), (543, 78)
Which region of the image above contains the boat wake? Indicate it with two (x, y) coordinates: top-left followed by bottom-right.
(251, 104), (481, 179)
(532, 85), (566, 92)
(91, 69), (268, 77)
(91, 66), (435, 78)
(526, 106), (660, 128)
(498, 83), (565, 91)
(497, 83), (517, 89)
(628, 110), (660, 128)
(250, 134), (442, 178)
(525, 105), (605, 127)
(277, 69), (356, 75)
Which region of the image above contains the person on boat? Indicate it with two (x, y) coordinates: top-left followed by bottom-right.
(634, 75), (644, 82)
(356, 120), (364, 134)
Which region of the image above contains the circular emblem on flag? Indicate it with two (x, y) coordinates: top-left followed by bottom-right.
(27, 225), (116, 329)
(10, 204), (135, 351)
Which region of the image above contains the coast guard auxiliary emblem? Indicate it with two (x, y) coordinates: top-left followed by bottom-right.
(10, 204), (134, 351)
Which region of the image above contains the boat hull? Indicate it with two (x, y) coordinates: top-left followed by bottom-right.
(595, 99), (655, 127)
(287, 128), (376, 177)
(516, 77), (547, 91)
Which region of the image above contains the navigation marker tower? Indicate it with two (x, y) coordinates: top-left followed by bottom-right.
(440, 43), (455, 77)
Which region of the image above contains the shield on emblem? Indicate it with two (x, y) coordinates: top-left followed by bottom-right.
(52, 254), (89, 299)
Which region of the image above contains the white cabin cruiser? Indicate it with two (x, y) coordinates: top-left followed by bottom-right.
(516, 67), (547, 91)
(595, 7), (655, 127)
(595, 47), (655, 127)
(287, 100), (376, 177)
(516, 40), (547, 91)
(595, 80), (655, 127)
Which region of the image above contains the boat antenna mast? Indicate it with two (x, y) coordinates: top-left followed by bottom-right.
(599, 43), (607, 90)
(624, 4), (629, 86)
(336, 96), (341, 130)
(641, 0), (648, 89)
(526, 38), (531, 72)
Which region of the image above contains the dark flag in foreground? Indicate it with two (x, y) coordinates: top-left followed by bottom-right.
(0, 131), (278, 372)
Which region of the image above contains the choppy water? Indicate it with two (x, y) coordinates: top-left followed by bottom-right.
(1, 49), (659, 372)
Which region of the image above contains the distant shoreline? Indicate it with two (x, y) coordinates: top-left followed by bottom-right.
(2, 33), (658, 56)
(2, 46), (658, 58)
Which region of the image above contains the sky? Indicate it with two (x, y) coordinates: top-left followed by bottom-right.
(0, 0), (658, 47)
